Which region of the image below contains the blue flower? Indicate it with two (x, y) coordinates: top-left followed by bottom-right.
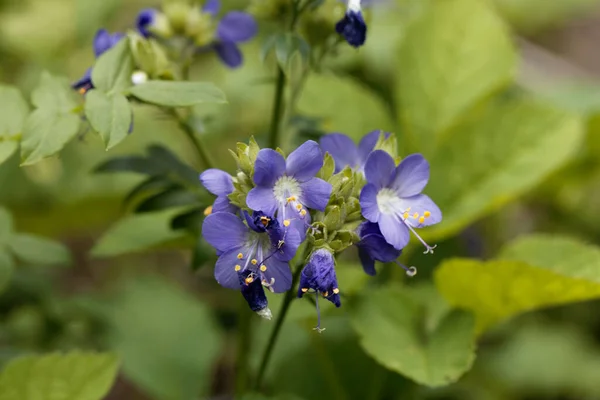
(199, 168), (237, 214)
(319, 130), (390, 173)
(202, 211), (301, 295)
(360, 150), (442, 252)
(297, 248), (340, 332)
(72, 29), (124, 93)
(136, 8), (173, 38)
(246, 141), (333, 238)
(335, 0), (367, 48)
(202, 0), (258, 68)
(356, 221), (416, 277)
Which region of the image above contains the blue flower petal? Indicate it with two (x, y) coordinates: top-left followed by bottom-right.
(200, 168), (234, 196)
(358, 130), (388, 165)
(390, 154), (430, 197)
(212, 195), (237, 214)
(202, 212), (248, 253)
(299, 177), (332, 212)
(93, 29), (123, 57)
(136, 8), (157, 38)
(364, 150), (395, 189)
(358, 247), (376, 276)
(398, 194), (442, 228)
(335, 10), (367, 48)
(378, 213), (410, 250)
(253, 148), (286, 187)
(215, 247), (246, 289)
(217, 11), (258, 43)
(261, 256), (292, 293)
(285, 140), (324, 182)
(214, 41), (243, 68)
(357, 222), (401, 263)
(239, 269), (269, 311)
(359, 183), (380, 223)
(203, 0), (221, 16)
(319, 133), (360, 173)
(246, 187), (278, 217)
(297, 249), (341, 307)
(72, 68), (93, 90)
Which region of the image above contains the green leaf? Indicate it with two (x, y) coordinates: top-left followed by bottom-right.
(8, 234), (72, 266)
(84, 90), (132, 149)
(349, 286), (476, 387)
(0, 207), (14, 244)
(31, 71), (78, 112)
(0, 251), (15, 295)
(146, 144), (199, 185)
(103, 277), (221, 400)
(91, 38), (135, 93)
(128, 81), (227, 107)
(94, 155), (168, 176)
(397, 0), (515, 153)
(0, 351), (119, 400)
(0, 85), (29, 137)
(0, 142), (18, 165)
(90, 208), (189, 258)
(20, 108), (81, 166)
(425, 96), (584, 241)
(134, 188), (200, 213)
(434, 258), (600, 333)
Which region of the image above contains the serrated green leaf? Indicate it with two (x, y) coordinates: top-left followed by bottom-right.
(350, 286), (476, 387)
(128, 81), (226, 107)
(0, 85), (29, 137)
(84, 90), (132, 149)
(397, 0), (515, 153)
(434, 258), (600, 333)
(91, 38), (135, 93)
(0, 351), (119, 400)
(0, 142), (18, 165)
(0, 251), (14, 295)
(90, 208), (189, 258)
(8, 234), (71, 266)
(20, 108), (81, 165)
(103, 277), (221, 400)
(425, 96), (584, 241)
(31, 71), (78, 112)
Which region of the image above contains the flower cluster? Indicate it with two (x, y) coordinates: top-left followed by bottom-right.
(201, 131), (441, 330)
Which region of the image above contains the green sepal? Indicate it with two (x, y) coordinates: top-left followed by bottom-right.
(373, 131), (398, 159)
(317, 152), (335, 181)
(129, 33), (172, 79)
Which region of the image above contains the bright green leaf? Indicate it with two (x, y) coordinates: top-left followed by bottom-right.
(0, 251), (14, 295)
(0, 85), (29, 137)
(0, 351), (119, 400)
(30, 71), (78, 112)
(91, 38), (135, 94)
(129, 81), (227, 107)
(434, 258), (600, 333)
(90, 208), (188, 258)
(425, 96), (584, 241)
(397, 0), (515, 153)
(85, 90), (132, 149)
(8, 233), (72, 266)
(103, 277), (221, 400)
(20, 108), (81, 166)
(350, 286), (476, 387)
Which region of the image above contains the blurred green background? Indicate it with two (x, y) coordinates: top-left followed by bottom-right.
(3, 0), (600, 399)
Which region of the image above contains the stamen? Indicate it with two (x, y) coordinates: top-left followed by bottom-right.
(413, 212), (419, 219)
(399, 215), (437, 254)
(418, 216), (425, 224)
(203, 205), (213, 216)
(261, 278), (275, 292)
(333, 288), (340, 294)
(403, 211), (409, 220)
(394, 260), (417, 277)
(260, 264), (267, 272)
(237, 253), (243, 259)
(313, 292), (326, 333)
(251, 259), (258, 265)
(260, 216), (271, 227)
(323, 291), (329, 297)
(296, 204), (303, 211)
(286, 196), (296, 203)
(301, 288), (308, 293)
(245, 276), (254, 284)
(300, 209), (307, 217)
(283, 219), (291, 227)
(234, 265), (241, 271)
(78, 87), (87, 95)
(424, 211), (431, 218)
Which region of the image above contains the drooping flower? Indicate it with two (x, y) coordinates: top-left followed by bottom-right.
(72, 29), (124, 93)
(335, 0), (367, 48)
(356, 221), (416, 277)
(246, 141), (333, 238)
(238, 269), (271, 319)
(202, 211), (301, 315)
(297, 248), (340, 332)
(360, 150), (442, 252)
(319, 130), (389, 173)
(199, 168), (237, 214)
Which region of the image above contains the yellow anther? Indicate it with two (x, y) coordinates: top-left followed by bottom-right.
(286, 196), (296, 203)
(283, 219), (291, 227)
(260, 264), (267, 272)
(251, 259), (258, 265)
(419, 216), (425, 224)
(296, 203), (303, 211)
(78, 87), (87, 95)
(245, 276), (254, 284)
(333, 288), (340, 294)
(323, 291), (329, 297)
(301, 288), (308, 293)
(405, 207), (411, 212)
(234, 265), (241, 271)
(203, 205), (213, 216)
(424, 211), (431, 218)
(403, 212), (409, 220)
(237, 253), (243, 259)
(413, 212), (419, 219)
(300, 209), (307, 217)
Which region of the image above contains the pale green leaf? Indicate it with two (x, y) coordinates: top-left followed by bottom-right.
(84, 90), (132, 149)
(434, 258), (600, 333)
(20, 108), (81, 166)
(103, 277), (221, 400)
(349, 286), (476, 387)
(30, 71), (78, 112)
(0, 141), (18, 165)
(397, 0), (515, 153)
(0, 351), (119, 400)
(0, 85), (29, 137)
(90, 208), (188, 258)
(0, 251), (14, 295)
(298, 74), (394, 140)
(91, 38), (134, 94)
(0, 207), (13, 244)
(425, 97), (584, 241)
(128, 81), (227, 107)
(8, 233), (72, 266)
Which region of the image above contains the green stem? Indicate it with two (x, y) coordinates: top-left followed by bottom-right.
(267, 67), (286, 149)
(234, 298), (253, 396)
(168, 108), (214, 169)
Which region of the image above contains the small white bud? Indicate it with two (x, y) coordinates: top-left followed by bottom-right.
(256, 307), (273, 320)
(131, 70), (149, 85)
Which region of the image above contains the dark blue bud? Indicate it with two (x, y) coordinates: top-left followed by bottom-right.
(298, 248), (341, 307)
(137, 8), (158, 38)
(238, 269), (269, 313)
(335, 10), (367, 48)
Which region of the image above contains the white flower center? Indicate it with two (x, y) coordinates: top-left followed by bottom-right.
(273, 176), (301, 202)
(376, 188), (404, 215)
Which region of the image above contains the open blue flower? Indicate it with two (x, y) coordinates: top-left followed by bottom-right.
(335, 0), (367, 48)
(297, 248), (340, 332)
(199, 168), (237, 214)
(72, 29), (124, 93)
(202, 211), (301, 295)
(319, 130), (389, 173)
(360, 150), (442, 252)
(246, 141), (332, 238)
(356, 222), (416, 277)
